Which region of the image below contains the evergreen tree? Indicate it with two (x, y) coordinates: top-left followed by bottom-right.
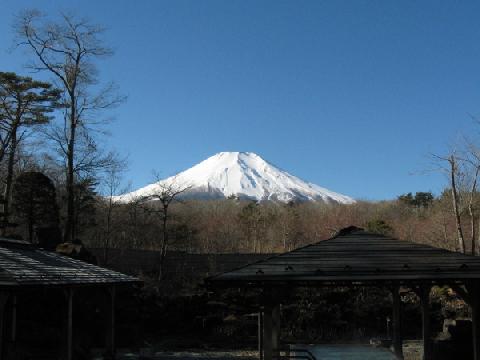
(398, 191), (434, 208)
(414, 192), (434, 208)
(398, 192), (415, 206)
(0, 72), (60, 231)
(11, 171), (60, 243)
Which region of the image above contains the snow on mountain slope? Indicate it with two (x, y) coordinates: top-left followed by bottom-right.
(116, 152), (355, 204)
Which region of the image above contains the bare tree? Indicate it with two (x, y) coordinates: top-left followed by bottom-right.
(125, 194), (144, 249)
(447, 154), (466, 253)
(100, 156), (128, 264)
(141, 174), (191, 280)
(467, 164), (479, 255)
(432, 152), (466, 253)
(463, 141), (480, 255)
(15, 9), (124, 242)
(436, 140), (480, 255)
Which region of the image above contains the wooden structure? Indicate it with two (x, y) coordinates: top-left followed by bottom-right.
(90, 247), (271, 277)
(0, 237), (139, 359)
(207, 226), (480, 360)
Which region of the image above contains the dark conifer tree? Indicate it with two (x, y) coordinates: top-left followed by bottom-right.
(0, 72), (60, 230)
(11, 171), (60, 244)
(414, 192), (434, 208)
(398, 192), (415, 206)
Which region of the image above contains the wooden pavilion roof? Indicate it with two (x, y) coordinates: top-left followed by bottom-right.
(0, 238), (138, 287)
(207, 226), (480, 287)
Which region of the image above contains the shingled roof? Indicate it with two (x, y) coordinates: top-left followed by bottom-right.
(207, 227), (480, 286)
(0, 238), (138, 287)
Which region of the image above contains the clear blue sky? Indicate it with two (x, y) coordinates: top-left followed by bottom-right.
(1, 0), (480, 200)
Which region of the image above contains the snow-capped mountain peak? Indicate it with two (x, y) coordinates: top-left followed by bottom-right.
(116, 152), (355, 204)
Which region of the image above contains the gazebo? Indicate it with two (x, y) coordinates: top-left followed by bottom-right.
(207, 226), (480, 360)
(0, 237), (139, 359)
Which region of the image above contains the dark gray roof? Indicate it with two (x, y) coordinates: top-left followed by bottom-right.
(207, 227), (480, 286)
(90, 248), (271, 277)
(0, 238), (139, 287)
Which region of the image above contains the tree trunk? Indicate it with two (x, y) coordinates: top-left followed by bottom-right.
(0, 145), (7, 165)
(470, 200), (477, 255)
(1, 127), (18, 235)
(27, 184), (35, 242)
(130, 204), (138, 248)
(28, 214), (34, 242)
(158, 208), (168, 280)
(64, 101), (77, 243)
(477, 217), (480, 257)
(450, 156), (466, 253)
(104, 197), (113, 264)
(469, 167), (479, 255)
(442, 214), (449, 246)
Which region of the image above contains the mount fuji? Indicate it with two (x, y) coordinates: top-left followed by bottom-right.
(116, 152), (355, 204)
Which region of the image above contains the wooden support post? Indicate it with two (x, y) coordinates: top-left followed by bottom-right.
(258, 311), (264, 360)
(272, 305), (281, 359)
(10, 294), (17, 358)
(11, 295), (16, 343)
(0, 293), (9, 360)
(392, 286), (404, 359)
(65, 288), (74, 360)
(471, 282), (480, 360)
(263, 305), (273, 360)
(420, 286), (432, 360)
(105, 285), (116, 359)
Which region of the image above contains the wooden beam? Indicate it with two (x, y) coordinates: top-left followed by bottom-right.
(10, 294), (17, 357)
(470, 282), (480, 360)
(105, 285), (116, 359)
(419, 286), (432, 360)
(0, 293), (9, 360)
(11, 295), (16, 343)
(263, 305), (273, 360)
(272, 305), (280, 359)
(392, 286), (403, 359)
(64, 288), (74, 360)
(258, 311), (263, 360)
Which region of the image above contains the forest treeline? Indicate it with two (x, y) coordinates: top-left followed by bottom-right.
(2, 9), (480, 270)
(82, 190), (471, 257)
(0, 181), (474, 256)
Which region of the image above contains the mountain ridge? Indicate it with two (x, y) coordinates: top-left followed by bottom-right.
(115, 152), (355, 204)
